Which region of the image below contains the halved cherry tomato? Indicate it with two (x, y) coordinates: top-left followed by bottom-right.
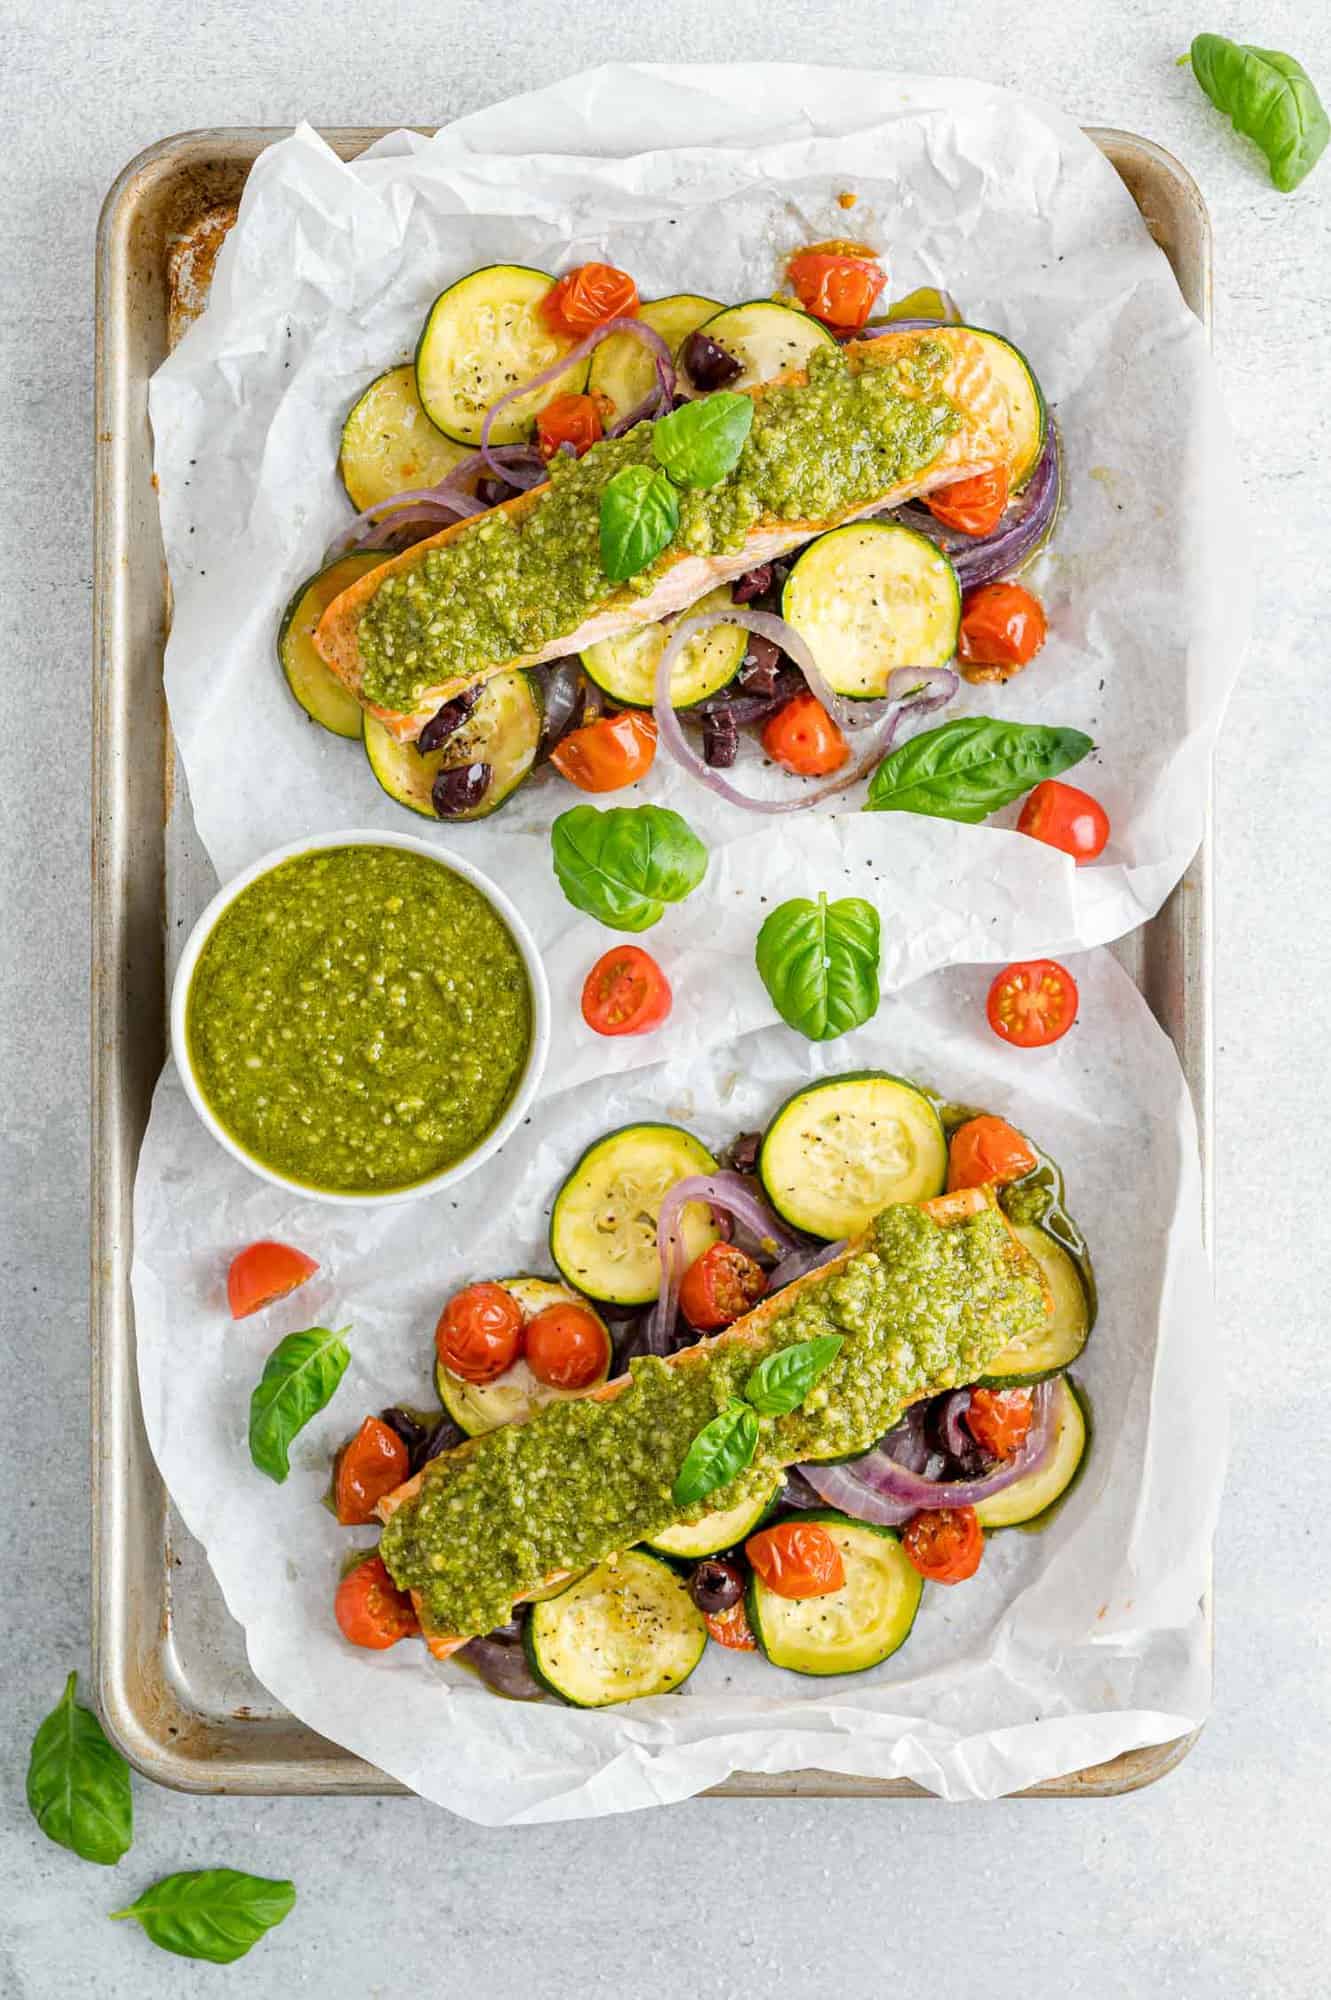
(543, 262), (639, 336)
(524, 1303), (611, 1392)
(551, 710), (657, 792)
(435, 1281), (524, 1385)
(761, 693), (848, 777)
(678, 1243), (767, 1332)
(901, 1505), (983, 1585)
(987, 959), (1079, 1049)
(1017, 779), (1110, 865)
(334, 1554), (419, 1649)
(923, 464), (1011, 537)
(957, 582), (1047, 682)
(786, 250), (886, 330)
(746, 1521), (845, 1599)
(965, 1387), (1035, 1460)
(334, 1416), (410, 1526)
(947, 1114), (1038, 1193)
(581, 945), (672, 1037)
(705, 1600), (758, 1650)
(226, 1239), (318, 1320)
(536, 392), (604, 460)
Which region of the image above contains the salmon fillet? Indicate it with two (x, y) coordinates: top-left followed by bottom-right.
(316, 328), (1015, 743)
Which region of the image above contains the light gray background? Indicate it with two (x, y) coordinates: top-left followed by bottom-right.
(2, 2), (1324, 1994)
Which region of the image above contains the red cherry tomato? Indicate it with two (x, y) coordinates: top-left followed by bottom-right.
(1017, 779), (1110, 865)
(923, 464), (1011, 537)
(957, 582), (1047, 680)
(435, 1282), (524, 1385)
(761, 693), (849, 777)
(334, 1416), (410, 1526)
(901, 1506), (984, 1584)
(705, 1600), (758, 1650)
(524, 1303), (611, 1391)
(334, 1555), (419, 1649)
(678, 1243), (767, 1332)
(536, 392), (604, 460)
(786, 250), (886, 330)
(581, 946), (672, 1037)
(226, 1240), (318, 1320)
(746, 1521), (845, 1599)
(551, 711), (657, 792)
(947, 1115), (1038, 1193)
(986, 959), (1079, 1049)
(543, 263), (639, 336)
(965, 1387), (1035, 1460)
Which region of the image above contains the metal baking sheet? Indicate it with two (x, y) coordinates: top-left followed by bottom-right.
(91, 124), (1213, 1799)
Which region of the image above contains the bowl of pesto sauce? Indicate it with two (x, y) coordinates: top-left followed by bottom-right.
(170, 831), (549, 1204)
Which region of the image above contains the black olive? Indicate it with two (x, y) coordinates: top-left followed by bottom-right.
(417, 1414), (466, 1469)
(418, 687), (480, 754)
(702, 709), (739, 768)
(682, 330), (742, 391)
(731, 563), (774, 605)
(737, 634), (783, 693)
(379, 1406), (428, 1457)
(689, 1558), (744, 1615)
(432, 760), (492, 817)
(725, 1131), (762, 1175)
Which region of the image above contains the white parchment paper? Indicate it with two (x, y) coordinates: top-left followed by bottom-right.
(131, 949), (1219, 1821)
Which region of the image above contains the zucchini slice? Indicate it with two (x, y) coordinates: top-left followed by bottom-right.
(549, 1123), (720, 1306)
(747, 1510), (922, 1676)
(644, 1473), (783, 1560)
(979, 1225), (1090, 1386)
(415, 264), (589, 446)
(580, 585), (747, 709)
(975, 1374), (1087, 1528)
(278, 550), (387, 738)
(362, 668), (541, 821)
(781, 522), (960, 698)
(587, 293), (721, 426)
(690, 300), (837, 391)
(434, 1277), (612, 1436)
(966, 327), (1046, 490)
(759, 1073), (948, 1241)
(338, 364), (472, 513)
(524, 1550), (707, 1706)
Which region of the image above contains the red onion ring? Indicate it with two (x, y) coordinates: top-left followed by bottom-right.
(329, 443), (550, 557)
(455, 1632), (545, 1701)
(642, 1171), (800, 1356)
(478, 315), (676, 482)
(766, 1238), (848, 1293)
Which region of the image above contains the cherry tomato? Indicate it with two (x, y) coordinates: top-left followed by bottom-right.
(705, 1600), (758, 1650)
(334, 1416), (410, 1526)
(987, 959), (1079, 1049)
(581, 945), (672, 1037)
(901, 1505), (984, 1585)
(923, 464), (1011, 537)
(957, 582), (1047, 682)
(786, 250), (886, 330)
(543, 262), (639, 336)
(1017, 779), (1110, 865)
(524, 1303), (611, 1391)
(226, 1239), (318, 1319)
(678, 1243), (767, 1332)
(947, 1115), (1038, 1193)
(335, 1554), (419, 1649)
(435, 1282), (524, 1385)
(746, 1521), (845, 1599)
(551, 710), (657, 792)
(761, 693), (848, 777)
(965, 1387), (1035, 1460)
(536, 392), (604, 460)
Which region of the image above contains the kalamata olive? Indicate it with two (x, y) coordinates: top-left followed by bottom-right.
(682, 330), (742, 391)
(379, 1406), (428, 1458)
(702, 708), (739, 767)
(432, 760), (491, 817)
(417, 1414), (466, 1468)
(725, 1131), (763, 1175)
(737, 634), (784, 692)
(690, 1558), (745, 1615)
(418, 687), (480, 754)
(731, 564), (774, 605)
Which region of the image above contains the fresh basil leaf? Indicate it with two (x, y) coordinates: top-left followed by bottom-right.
(551, 803), (708, 931)
(865, 718), (1093, 822)
(754, 891), (880, 1042)
(1184, 35), (1328, 192)
(744, 1335), (845, 1417)
(110, 1868), (296, 1964)
(248, 1325), (351, 1483)
(673, 1400), (760, 1507)
(651, 392), (754, 488)
(26, 1672), (132, 1866)
(599, 464), (679, 582)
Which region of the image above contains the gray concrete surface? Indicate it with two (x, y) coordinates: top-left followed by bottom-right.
(2, 1), (1327, 1994)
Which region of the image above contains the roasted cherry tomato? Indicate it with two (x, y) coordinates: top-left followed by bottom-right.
(1017, 779), (1110, 865)
(746, 1521), (845, 1599)
(524, 1303), (611, 1391)
(947, 1114), (1038, 1193)
(335, 1554), (419, 1649)
(536, 392), (604, 460)
(435, 1281), (524, 1384)
(761, 693), (849, 777)
(786, 249), (886, 330)
(551, 710), (657, 792)
(965, 1386), (1035, 1460)
(334, 1416), (410, 1526)
(581, 945), (672, 1037)
(901, 1505), (984, 1584)
(543, 262), (639, 335)
(678, 1243), (767, 1332)
(226, 1239), (318, 1320)
(705, 1600), (758, 1650)
(987, 958), (1079, 1049)
(957, 581), (1048, 681)
(923, 464), (1011, 537)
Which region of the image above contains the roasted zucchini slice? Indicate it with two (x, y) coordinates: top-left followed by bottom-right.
(434, 1277), (613, 1436)
(747, 1511), (922, 1675)
(587, 292), (722, 426)
(415, 264), (589, 445)
(974, 1375), (1088, 1528)
(689, 299), (836, 391)
(782, 522), (960, 698)
(549, 1123), (720, 1305)
(362, 669), (541, 822)
(759, 1073), (948, 1240)
(278, 551), (386, 738)
(980, 1225), (1091, 1386)
(580, 585), (747, 708)
(338, 363), (472, 512)
(644, 1473), (783, 1560)
(524, 1551), (707, 1706)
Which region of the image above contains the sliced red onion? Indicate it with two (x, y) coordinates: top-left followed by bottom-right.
(767, 1238), (848, 1293)
(931, 1388), (974, 1462)
(329, 443), (549, 558)
(455, 1632), (545, 1702)
(893, 427), (1061, 590)
(642, 1171), (800, 1356)
(478, 315), (675, 482)
(779, 1467), (828, 1510)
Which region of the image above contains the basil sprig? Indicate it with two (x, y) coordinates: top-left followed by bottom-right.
(672, 1336), (845, 1506)
(26, 1672), (133, 1866)
(865, 717), (1093, 822)
(111, 1868), (296, 1964)
(248, 1325), (351, 1483)
(651, 392), (754, 488)
(599, 464), (680, 582)
(1182, 35), (1328, 192)
(745, 1334), (845, 1416)
(551, 802), (708, 931)
(755, 892), (880, 1042)
(598, 390), (754, 581)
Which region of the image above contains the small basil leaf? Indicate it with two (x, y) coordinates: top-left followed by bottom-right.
(248, 1325), (351, 1484)
(110, 1868), (296, 1964)
(651, 392), (754, 488)
(1185, 35), (1328, 192)
(26, 1672), (133, 1866)
(673, 1400), (759, 1507)
(755, 891), (880, 1042)
(866, 718), (1092, 822)
(551, 802), (708, 931)
(599, 464), (679, 582)
(744, 1334), (846, 1417)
